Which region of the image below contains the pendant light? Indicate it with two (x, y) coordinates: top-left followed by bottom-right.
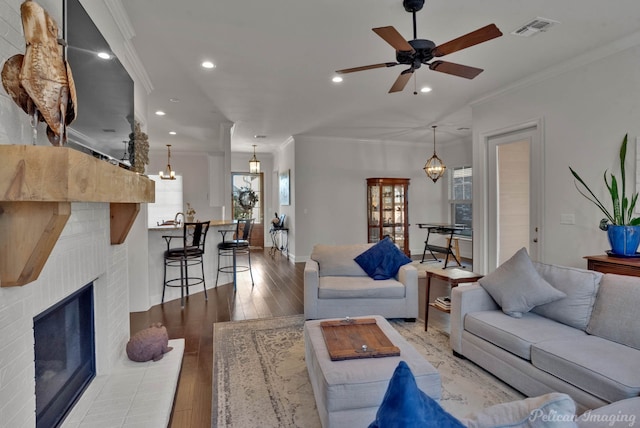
(159, 144), (176, 180)
(249, 144), (261, 174)
(423, 125), (446, 183)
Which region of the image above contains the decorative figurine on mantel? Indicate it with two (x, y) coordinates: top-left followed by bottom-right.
(130, 121), (149, 174)
(1, 0), (77, 146)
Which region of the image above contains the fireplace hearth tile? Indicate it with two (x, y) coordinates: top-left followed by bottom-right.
(61, 339), (184, 427)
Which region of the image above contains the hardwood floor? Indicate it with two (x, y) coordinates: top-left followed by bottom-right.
(129, 248), (305, 428)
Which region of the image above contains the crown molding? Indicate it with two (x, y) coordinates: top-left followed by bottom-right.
(101, 0), (153, 94)
(104, 0), (135, 40)
(123, 40), (154, 94)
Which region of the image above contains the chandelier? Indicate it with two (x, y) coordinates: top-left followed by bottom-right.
(159, 144), (176, 180)
(423, 125), (446, 183)
(249, 144), (261, 174)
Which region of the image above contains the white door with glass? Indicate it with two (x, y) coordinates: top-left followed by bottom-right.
(486, 124), (543, 270)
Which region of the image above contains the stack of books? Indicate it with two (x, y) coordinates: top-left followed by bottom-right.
(434, 296), (451, 311)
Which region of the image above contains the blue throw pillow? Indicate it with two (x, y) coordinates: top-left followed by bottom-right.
(355, 237), (412, 280)
(369, 361), (465, 428)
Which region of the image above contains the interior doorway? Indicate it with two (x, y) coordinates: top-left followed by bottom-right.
(231, 173), (264, 248)
(485, 122), (543, 270)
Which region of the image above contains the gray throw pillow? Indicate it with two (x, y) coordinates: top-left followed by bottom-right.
(478, 248), (566, 318)
(586, 273), (640, 350)
(460, 392), (577, 428)
(532, 262), (602, 330)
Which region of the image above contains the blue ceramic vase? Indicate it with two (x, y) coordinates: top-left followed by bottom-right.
(607, 225), (640, 255)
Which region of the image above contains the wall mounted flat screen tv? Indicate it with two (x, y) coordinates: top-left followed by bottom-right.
(63, 0), (134, 167)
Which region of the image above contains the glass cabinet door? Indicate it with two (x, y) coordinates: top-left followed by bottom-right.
(366, 178), (410, 256)
(368, 184), (380, 242)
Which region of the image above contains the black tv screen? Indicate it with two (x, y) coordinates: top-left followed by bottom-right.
(63, 0), (134, 167)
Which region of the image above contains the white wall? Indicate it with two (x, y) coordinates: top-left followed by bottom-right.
(290, 134), (472, 261)
(472, 39), (640, 270)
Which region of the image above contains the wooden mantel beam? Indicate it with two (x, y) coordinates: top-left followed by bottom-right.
(0, 145), (155, 286)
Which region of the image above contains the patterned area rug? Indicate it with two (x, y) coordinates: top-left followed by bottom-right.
(212, 315), (524, 427)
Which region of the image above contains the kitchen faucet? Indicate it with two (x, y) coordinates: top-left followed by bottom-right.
(174, 212), (184, 226)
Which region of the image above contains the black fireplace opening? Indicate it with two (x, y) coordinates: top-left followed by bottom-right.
(34, 283), (96, 428)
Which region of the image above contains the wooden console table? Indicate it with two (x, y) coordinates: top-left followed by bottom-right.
(584, 254), (640, 277)
(424, 267), (482, 331)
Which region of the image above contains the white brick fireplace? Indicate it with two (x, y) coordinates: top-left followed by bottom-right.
(0, 202), (131, 426)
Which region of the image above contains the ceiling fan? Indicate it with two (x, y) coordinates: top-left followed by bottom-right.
(336, 0), (503, 93)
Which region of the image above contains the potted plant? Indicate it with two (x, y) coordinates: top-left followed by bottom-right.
(569, 134), (640, 255)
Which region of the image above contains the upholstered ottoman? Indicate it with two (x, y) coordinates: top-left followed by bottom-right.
(304, 315), (441, 428)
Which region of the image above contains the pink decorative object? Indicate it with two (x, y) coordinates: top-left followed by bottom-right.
(126, 323), (173, 362)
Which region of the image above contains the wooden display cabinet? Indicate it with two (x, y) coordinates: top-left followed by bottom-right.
(366, 178), (410, 256)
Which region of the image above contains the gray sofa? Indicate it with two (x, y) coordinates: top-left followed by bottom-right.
(304, 243), (418, 320)
(450, 259), (640, 412)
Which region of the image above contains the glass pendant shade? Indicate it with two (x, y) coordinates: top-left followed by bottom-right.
(159, 144), (176, 180)
(423, 126), (446, 183)
(249, 144), (261, 174)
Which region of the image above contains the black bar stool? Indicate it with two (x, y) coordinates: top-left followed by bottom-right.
(215, 218), (254, 290)
(162, 221), (210, 306)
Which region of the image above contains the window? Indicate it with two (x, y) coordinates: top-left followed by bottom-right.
(147, 175), (183, 227)
(450, 166), (472, 236)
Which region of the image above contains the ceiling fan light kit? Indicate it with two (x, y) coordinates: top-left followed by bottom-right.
(336, 0), (503, 93)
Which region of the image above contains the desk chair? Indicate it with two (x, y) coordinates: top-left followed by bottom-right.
(162, 221), (210, 307)
(215, 218), (254, 290)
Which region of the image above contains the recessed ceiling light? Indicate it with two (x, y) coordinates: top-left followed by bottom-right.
(169, 98), (180, 103)
(97, 52), (111, 60)
(420, 86), (432, 93)
(169, 131), (177, 135)
(254, 135), (267, 139)
(332, 76), (343, 83)
(155, 110), (166, 116)
(201, 61), (216, 69)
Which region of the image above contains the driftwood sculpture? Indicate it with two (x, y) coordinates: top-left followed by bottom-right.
(1, 0), (77, 146)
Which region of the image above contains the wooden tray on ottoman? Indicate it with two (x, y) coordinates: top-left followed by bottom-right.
(320, 318), (401, 361)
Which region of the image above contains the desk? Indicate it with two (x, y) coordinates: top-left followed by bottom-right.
(417, 223), (467, 268)
(269, 227), (289, 258)
(424, 267), (482, 331)
(584, 254), (640, 277)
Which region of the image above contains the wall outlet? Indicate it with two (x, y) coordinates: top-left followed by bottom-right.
(560, 213), (575, 225)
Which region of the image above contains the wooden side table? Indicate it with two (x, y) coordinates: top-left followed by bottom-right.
(424, 267), (483, 331)
(584, 254), (640, 277)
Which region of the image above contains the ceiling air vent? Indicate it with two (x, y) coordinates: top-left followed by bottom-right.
(511, 17), (559, 37)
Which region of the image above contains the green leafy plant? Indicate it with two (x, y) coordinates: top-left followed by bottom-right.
(569, 134), (640, 227)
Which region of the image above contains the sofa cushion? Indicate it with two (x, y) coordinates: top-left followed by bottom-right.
(464, 311), (586, 360)
(355, 237), (412, 280)
(312, 243), (372, 277)
(586, 273), (640, 350)
(532, 262), (602, 331)
(576, 397), (640, 427)
(318, 276), (406, 299)
(531, 335), (640, 403)
(368, 361), (464, 428)
(478, 248), (566, 318)
(460, 392), (577, 428)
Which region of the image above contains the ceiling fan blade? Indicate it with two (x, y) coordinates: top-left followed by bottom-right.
(373, 26), (415, 52)
(429, 60), (483, 79)
(336, 62), (399, 74)
(389, 69), (414, 93)
(433, 24), (503, 57)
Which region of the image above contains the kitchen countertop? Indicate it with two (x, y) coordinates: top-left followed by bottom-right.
(148, 220), (235, 231)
